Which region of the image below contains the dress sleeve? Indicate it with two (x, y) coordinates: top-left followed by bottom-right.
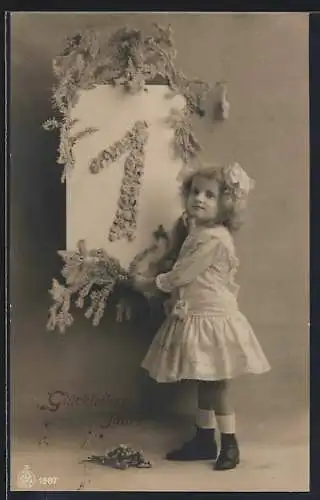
(155, 235), (225, 293)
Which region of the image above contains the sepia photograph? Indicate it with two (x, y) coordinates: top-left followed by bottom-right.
(9, 11), (309, 492)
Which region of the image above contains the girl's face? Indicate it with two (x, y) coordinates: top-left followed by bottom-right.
(186, 175), (220, 224)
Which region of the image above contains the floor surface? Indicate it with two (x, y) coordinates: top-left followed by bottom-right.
(10, 410), (309, 492)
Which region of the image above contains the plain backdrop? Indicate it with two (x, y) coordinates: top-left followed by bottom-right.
(10, 13), (309, 432)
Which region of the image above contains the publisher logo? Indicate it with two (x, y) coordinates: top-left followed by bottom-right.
(16, 465), (36, 489)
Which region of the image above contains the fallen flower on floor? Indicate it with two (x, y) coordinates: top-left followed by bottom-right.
(82, 444), (152, 470)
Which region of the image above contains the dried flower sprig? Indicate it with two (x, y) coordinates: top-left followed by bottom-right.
(82, 444), (152, 470)
(43, 118), (60, 131)
(43, 29), (101, 181)
(47, 240), (131, 332)
(166, 108), (202, 164)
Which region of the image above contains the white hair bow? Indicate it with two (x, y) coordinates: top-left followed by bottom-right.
(222, 162), (255, 197)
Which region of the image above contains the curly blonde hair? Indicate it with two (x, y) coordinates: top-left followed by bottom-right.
(180, 165), (248, 232)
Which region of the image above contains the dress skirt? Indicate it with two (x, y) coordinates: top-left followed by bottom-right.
(141, 311), (271, 383)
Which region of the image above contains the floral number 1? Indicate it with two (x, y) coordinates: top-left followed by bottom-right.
(89, 120), (149, 242)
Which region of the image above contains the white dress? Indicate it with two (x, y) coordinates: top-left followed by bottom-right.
(141, 224), (271, 382)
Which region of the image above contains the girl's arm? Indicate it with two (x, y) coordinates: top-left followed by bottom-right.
(155, 236), (223, 293)
(131, 215), (189, 295)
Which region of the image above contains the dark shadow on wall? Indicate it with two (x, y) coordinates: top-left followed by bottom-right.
(10, 57), (65, 312)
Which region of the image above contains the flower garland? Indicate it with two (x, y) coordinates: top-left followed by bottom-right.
(43, 23), (210, 182)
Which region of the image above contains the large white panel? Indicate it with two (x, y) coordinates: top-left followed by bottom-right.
(67, 84), (186, 269)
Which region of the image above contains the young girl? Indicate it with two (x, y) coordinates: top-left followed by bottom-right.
(133, 162), (271, 470)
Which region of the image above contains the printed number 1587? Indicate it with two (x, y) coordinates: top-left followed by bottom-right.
(39, 476), (58, 486)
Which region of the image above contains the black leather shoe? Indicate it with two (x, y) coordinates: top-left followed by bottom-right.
(166, 427), (218, 461)
(214, 434), (240, 470)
